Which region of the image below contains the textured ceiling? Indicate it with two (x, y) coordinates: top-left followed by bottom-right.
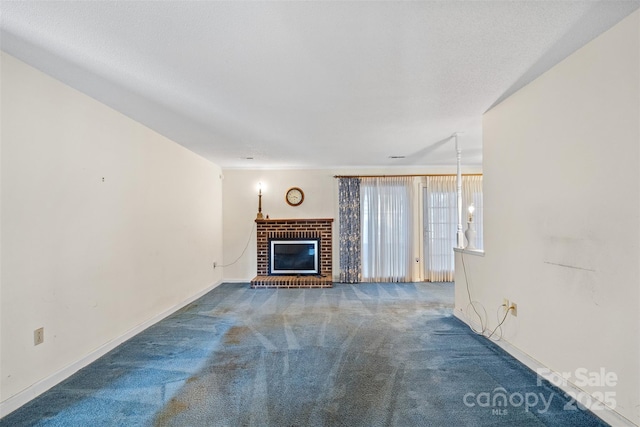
(1, 1), (638, 169)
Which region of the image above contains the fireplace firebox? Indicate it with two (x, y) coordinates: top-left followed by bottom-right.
(269, 239), (319, 275)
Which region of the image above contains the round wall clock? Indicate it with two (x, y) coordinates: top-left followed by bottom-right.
(285, 187), (304, 206)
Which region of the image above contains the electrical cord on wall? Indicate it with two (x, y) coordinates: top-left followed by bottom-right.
(461, 251), (487, 334)
(465, 302), (487, 335)
(220, 222), (256, 268)
(487, 305), (512, 341)
(460, 251), (513, 341)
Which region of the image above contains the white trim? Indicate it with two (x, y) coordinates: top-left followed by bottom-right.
(0, 280), (223, 418)
(453, 247), (485, 257)
(452, 311), (637, 427)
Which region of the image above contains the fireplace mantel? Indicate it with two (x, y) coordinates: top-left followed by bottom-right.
(251, 218), (334, 288)
(255, 218), (334, 223)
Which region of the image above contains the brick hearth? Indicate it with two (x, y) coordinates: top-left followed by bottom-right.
(251, 218), (333, 288)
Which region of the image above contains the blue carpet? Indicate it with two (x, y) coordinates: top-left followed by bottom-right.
(1, 282), (607, 426)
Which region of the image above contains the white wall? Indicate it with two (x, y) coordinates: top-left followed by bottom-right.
(455, 11), (639, 425)
(222, 165), (481, 282)
(0, 53), (224, 409)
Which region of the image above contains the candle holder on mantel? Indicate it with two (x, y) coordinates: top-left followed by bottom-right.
(256, 183), (264, 220)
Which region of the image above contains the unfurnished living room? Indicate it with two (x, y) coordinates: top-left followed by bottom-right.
(1, 1), (639, 426)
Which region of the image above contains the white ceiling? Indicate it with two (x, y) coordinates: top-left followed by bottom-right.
(1, 1), (638, 169)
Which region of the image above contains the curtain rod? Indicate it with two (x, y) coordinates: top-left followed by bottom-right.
(333, 173), (483, 178)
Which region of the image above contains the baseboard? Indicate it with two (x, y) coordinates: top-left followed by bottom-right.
(452, 310), (638, 427)
(0, 280), (222, 418)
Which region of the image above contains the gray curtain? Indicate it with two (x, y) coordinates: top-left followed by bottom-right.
(338, 178), (361, 283)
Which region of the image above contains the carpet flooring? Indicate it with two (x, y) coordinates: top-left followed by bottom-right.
(1, 282), (607, 426)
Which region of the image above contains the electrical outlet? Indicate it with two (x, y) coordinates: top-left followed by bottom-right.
(503, 298), (510, 312)
(34, 327), (44, 346)
(510, 302), (518, 317)
(213, 261), (217, 269)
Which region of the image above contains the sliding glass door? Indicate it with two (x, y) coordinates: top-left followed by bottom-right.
(360, 177), (414, 282)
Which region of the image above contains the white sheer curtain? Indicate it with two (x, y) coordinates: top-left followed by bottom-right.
(424, 175), (483, 282)
(424, 176), (458, 282)
(360, 177), (415, 282)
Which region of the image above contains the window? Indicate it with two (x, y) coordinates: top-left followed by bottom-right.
(424, 175), (483, 282)
(338, 174), (482, 283)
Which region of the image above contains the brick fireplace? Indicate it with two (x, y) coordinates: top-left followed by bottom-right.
(251, 218), (334, 288)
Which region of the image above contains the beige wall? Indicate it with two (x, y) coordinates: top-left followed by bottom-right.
(222, 169), (335, 281)
(455, 11), (639, 425)
(0, 53), (223, 407)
